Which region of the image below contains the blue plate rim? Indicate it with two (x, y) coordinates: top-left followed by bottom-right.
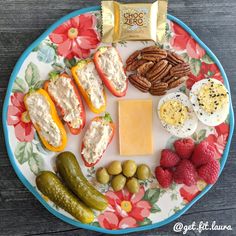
(2, 5), (235, 234)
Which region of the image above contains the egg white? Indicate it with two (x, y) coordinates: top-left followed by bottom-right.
(157, 92), (198, 138)
(189, 78), (229, 126)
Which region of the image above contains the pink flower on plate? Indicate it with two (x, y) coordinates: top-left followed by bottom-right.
(7, 92), (34, 142)
(49, 14), (100, 59)
(170, 22), (205, 59)
(98, 186), (151, 229)
(206, 123), (229, 159)
(186, 62), (224, 89)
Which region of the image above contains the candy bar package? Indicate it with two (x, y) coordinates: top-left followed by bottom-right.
(101, 0), (168, 43)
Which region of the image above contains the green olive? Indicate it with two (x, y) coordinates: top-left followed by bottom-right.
(136, 164), (151, 180)
(107, 161), (122, 175)
(111, 174), (126, 192)
(126, 177), (140, 193)
(96, 167), (110, 184)
(122, 160), (137, 177)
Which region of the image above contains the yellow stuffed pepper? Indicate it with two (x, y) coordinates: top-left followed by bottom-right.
(71, 59), (106, 114)
(24, 89), (67, 152)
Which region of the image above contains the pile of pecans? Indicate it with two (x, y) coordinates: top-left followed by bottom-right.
(126, 46), (191, 96)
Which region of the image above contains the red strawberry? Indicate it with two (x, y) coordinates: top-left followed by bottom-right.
(174, 138), (195, 159)
(174, 160), (197, 186)
(160, 149), (180, 168)
(198, 159), (220, 184)
(191, 140), (215, 167)
(155, 166), (173, 188)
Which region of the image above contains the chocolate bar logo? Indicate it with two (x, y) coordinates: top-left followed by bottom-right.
(123, 11), (144, 26)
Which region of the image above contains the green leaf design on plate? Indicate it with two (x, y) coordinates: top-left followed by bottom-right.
(32, 45), (40, 52)
(33, 80), (46, 90)
(25, 62), (40, 87)
(33, 133), (50, 155)
(179, 85), (187, 94)
(12, 77), (28, 93)
(37, 44), (56, 64)
(118, 40), (127, 47)
(191, 132), (198, 141)
(52, 62), (65, 72)
(171, 193), (178, 201)
(198, 129), (207, 141)
(190, 58), (201, 76)
(90, 221), (101, 227)
(14, 142), (33, 165)
(138, 217), (152, 226)
(201, 54), (213, 64)
(28, 152), (44, 175)
(64, 58), (77, 68)
(150, 204), (161, 213)
(181, 52), (190, 63)
(191, 129), (207, 143)
(143, 188), (160, 205)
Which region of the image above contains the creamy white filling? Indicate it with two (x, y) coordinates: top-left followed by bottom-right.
(48, 76), (82, 129)
(98, 47), (127, 92)
(76, 62), (105, 109)
(81, 121), (112, 164)
(25, 93), (62, 147)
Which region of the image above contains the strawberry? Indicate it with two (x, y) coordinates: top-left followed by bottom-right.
(160, 149), (180, 168)
(191, 140), (215, 167)
(174, 160), (197, 186)
(198, 159), (220, 184)
(174, 138), (195, 159)
(155, 166), (173, 188)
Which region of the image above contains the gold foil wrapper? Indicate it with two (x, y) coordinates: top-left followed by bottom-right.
(102, 0), (168, 43)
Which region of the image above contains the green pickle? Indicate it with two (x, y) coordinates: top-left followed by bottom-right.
(36, 171), (94, 224)
(56, 151), (108, 211)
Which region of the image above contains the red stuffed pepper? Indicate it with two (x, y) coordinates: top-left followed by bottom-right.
(94, 46), (128, 97)
(81, 113), (115, 167)
(44, 72), (86, 135)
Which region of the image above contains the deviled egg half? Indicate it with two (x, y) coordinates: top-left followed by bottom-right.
(189, 78), (229, 126)
(157, 92), (198, 138)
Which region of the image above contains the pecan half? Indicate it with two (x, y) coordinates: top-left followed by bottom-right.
(146, 60), (172, 83)
(126, 50), (141, 65)
(149, 89), (167, 96)
(166, 51), (185, 65)
(141, 51), (167, 62)
(141, 46), (166, 54)
(137, 61), (154, 76)
(146, 60), (168, 79)
(150, 82), (168, 90)
(149, 82), (168, 96)
(126, 59), (148, 71)
(170, 63), (191, 77)
(165, 76), (179, 84)
(162, 75), (175, 82)
(128, 74), (151, 92)
(168, 76), (187, 89)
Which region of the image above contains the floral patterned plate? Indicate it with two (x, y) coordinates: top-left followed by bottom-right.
(2, 6), (234, 234)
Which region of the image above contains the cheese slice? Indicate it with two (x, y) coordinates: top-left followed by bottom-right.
(118, 99), (153, 156)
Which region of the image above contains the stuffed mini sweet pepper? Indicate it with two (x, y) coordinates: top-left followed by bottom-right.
(94, 46), (128, 97)
(81, 113), (115, 167)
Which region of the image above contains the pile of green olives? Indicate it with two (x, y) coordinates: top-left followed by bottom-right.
(96, 160), (151, 193)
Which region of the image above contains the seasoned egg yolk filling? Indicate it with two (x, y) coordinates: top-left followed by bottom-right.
(160, 100), (188, 126)
(197, 82), (228, 114)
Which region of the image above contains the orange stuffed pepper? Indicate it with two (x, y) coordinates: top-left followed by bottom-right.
(24, 89), (67, 152)
(71, 59), (106, 114)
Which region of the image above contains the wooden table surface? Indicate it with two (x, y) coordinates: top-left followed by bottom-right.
(0, 0), (235, 235)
